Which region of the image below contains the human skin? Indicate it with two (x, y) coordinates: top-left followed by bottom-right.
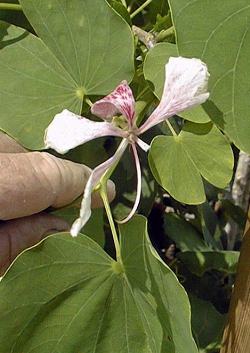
(0, 132), (115, 275)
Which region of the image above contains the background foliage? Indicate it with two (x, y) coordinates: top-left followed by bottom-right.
(0, 0), (248, 352)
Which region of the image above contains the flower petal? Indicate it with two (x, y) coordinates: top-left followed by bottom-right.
(91, 81), (135, 124)
(117, 144), (142, 224)
(71, 139), (129, 237)
(45, 109), (125, 154)
(138, 57), (210, 134)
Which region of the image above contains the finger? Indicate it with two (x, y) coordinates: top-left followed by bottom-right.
(0, 213), (69, 276)
(0, 152), (116, 220)
(0, 131), (26, 153)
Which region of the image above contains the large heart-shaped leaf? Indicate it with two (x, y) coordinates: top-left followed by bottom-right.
(0, 22), (82, 149)
(0, 0), (134, 149)
(0, 216), (197, 353)
(143, 43), (210, 123)
(19, 0), (134, 94)
(169, 0), (250, 152)
(149, 122), (233, 204)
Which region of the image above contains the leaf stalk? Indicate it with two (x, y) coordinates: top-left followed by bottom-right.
(130, 0), (152, 19)
(165, 120), (177, 136)
(0, 3), (22, 11)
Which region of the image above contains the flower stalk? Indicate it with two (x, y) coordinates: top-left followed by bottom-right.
(100, 183), (122, 264)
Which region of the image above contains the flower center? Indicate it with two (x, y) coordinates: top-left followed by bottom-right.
(126, 130), (138, 144)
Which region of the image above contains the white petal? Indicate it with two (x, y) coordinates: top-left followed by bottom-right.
(138, 57), (210, 134)
(45, 109), (125, 154)
(71, 139), (129, 237)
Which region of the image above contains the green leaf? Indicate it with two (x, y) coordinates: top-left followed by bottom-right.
(148, 0), (170, 19)
(20, 0), (134, 94)
(189, 294), (226, 352)
(178, 251), (240, 277)
(169, 0), (250, 152)
(0, 22), (81, 149)
(164, 213), (210, 252)
(109, 0), (131, 25)
(143, 43), (210, 123)
(198, 202), (223, 250)
(144, 42), (177, 98)
(179, 106), (211, 124)
(149, 122), (233, 204)
(0, 216), (198, 353)
(0, 0), (134, 149)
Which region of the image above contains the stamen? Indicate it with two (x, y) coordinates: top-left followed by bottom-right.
(117, 144), (142, 224)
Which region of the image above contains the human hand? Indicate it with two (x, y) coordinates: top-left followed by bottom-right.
(0, 132), (115, 275)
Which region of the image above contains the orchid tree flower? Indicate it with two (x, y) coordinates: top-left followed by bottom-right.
(45, 57), (210, 237)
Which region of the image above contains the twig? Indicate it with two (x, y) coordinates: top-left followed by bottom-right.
(132, 25), (156, 49)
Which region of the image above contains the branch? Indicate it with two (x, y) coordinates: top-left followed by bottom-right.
(132, 25), (156, 49)
(220, 209), (250, 353)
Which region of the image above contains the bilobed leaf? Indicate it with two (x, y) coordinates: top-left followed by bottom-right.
(0, 0), (134, 149)
(0, 22), (81, 149)
(143, 43), (210, 123)
(0, 216), (198, 353)
(20, 0), (134, 95)
(149, 122), (233, 204)
(169, 0), (250, 152)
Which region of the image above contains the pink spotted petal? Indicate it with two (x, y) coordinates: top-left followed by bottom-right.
(117, 144), (142, 224)
(45, 109), (126, 154)
(138, 57), (210, 134)
(91, 80), (135, 124)
(71, 139), (129, 237)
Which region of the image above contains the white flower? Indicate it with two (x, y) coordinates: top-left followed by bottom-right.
(45, 57), (210, 236)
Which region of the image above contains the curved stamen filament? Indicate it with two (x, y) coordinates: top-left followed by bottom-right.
(117, 144), (142, 224)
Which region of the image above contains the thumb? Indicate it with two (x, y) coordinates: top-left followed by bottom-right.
(0, 152), (115, 220)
